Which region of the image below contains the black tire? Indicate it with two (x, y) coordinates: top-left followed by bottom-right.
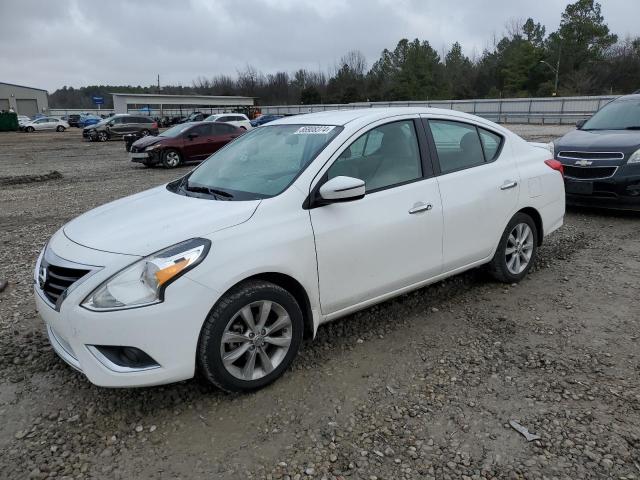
(97, 131), (109, 142)
(56, 125), (65, 132)
(197, 280), (304, 392)
(162, 148), (182, 168)
(140, 129), (150, 137)
(488, 212), (538, 283)
(25, 126), (34, 133)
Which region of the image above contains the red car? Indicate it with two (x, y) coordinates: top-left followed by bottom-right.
(129, 121), (242, 168)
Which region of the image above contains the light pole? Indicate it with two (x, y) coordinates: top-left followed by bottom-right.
(540, 50), (560, 96)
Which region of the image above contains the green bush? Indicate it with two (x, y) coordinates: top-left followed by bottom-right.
(0, 112), (19, 132)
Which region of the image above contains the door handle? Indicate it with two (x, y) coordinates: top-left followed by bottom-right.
(408, 202), (433, 214)
(500, 180), (518, 190)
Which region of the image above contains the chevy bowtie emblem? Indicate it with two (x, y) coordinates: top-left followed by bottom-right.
(575, 160), (593, 166)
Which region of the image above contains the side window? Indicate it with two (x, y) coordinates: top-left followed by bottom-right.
(190, 124), (213, 136)
(429, 120), (485, 174)
(218, 123), (236, 134)
(209, 124), (228, 135)
(478, 128), (503, 161)
(327, 120), (422, 192)
(217, 116), (230, 122)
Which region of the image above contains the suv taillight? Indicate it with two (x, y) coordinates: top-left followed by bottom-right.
(544, 159), (564, 177)
(152, 122), (158, 129)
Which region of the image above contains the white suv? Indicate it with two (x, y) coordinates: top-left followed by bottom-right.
(34, 108), (565, 392)
(204, 113), (252, 130)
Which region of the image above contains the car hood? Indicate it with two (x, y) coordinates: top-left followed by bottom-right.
(63, 185), (260, 256)
(132, 135), (163, 148)
(556, 129), (640, 153)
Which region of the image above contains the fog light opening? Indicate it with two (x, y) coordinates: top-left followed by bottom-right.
(89, 345), (160, 371)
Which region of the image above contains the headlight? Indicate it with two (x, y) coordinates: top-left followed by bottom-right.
(82, 238), (210, 311)
(145, 144), (162, 151)
(627, 148), (640, 164)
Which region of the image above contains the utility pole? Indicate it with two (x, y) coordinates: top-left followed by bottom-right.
(157, 74), (160, 92)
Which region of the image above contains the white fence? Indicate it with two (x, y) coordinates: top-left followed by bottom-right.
(259, 95), (617, 124)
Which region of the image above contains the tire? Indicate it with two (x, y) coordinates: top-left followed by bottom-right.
(162, 149), (181, 168)
(97, 131), (109, 142)
(488, 212), (538, 283)
(56, 125), (65, 132)
(197, 280), (304, 392)
(26, 126), (34, 133)
(140, 129), (150, 137)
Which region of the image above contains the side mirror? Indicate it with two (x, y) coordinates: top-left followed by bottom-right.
(187, 133), (199, 140)
(319, 176), (365, 203)
(107, 121), (114, 127)
(576, 119), (587, 129)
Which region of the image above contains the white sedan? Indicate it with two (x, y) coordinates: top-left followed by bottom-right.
(204, 113), (253, 130)
(23, 117), (69, 132)
(34, 108), (565, 391)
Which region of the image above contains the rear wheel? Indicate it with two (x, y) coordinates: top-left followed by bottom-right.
(56, 125), (65, 132)
(488, 212), (538, 283)
(140, 129), (150, 137)
(197, 280), (303, 392)
(162, 149), (181, 168)
(97, 131), (109, 142)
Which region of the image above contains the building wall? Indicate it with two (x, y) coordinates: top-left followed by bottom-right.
(0, 83), (49, 115)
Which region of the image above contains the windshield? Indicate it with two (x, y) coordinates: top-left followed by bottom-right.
(204, 115), (219, 122)
(178, 124), (342, 200)
(159, 124), (192, 138)
(582, 99), (640, 130)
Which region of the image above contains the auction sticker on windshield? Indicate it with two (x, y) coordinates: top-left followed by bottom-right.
(294, 126), (336, 135)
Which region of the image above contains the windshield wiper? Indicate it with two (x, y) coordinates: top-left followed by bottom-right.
(184, 182), (234, 200)
(625, 126), (640, 130)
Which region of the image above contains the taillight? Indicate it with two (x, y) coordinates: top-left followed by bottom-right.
(152, 122), (158, 128)
(544, 159), (564, 177)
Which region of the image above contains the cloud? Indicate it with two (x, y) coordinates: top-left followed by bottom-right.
(0, 0), (636, 91)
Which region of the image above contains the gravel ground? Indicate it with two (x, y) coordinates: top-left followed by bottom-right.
(1, 125), (638, 480)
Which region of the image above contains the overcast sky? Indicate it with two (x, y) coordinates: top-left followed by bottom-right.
(1, 0), (637, 92)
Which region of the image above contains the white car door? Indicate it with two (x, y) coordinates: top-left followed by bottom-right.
(33, 119), (49, 130)
(423, 117), (520, 271)
(309, 118), (443, 315)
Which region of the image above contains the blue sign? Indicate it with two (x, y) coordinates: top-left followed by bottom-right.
(92, 96), (104, 105)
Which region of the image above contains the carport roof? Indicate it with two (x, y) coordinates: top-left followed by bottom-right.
(110, 93), (254, 106)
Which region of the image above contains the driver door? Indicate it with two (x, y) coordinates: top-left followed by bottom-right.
(309, 118), (443, 315)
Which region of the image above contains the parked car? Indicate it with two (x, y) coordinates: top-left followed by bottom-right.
(179, 112), (209, 123)
(17, 115), (31, 127)
(551, 93), (640, 211)
(250, 114), (284, 127)
(34, 108), (564, 391)
(204, 113), (253, 130)
(22, 117), (69, 132)
(78, 115), (102, 128)
(83, 114), (159, 142)
(128, 121), (242, 168)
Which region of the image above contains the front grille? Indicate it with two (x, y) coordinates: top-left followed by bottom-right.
(558, 151), (624, 160)
(40, 262), (90, 305)
(564, 165), (617, 179)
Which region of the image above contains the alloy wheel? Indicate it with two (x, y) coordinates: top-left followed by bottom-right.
(220, 300), (293, 381)
(505, 223), (534, 275)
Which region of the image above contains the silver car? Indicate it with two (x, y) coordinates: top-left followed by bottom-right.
(23, 117), (70, 132)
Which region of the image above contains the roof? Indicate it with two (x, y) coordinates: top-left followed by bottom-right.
(273, 107), (492, 127)
(0, 81), (48, 93)
(110, 93), (254, 99)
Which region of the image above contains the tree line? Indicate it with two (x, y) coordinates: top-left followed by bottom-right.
(50, 0), (639, 109)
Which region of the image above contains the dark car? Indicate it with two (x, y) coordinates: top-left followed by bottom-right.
(250, 114), (284, 127)
(128, 121), (242, 168)
(180, 112), (208, 123)
(552, 94), (640, 211)
(83, 114), (159, 142)
(61, 114), (81, 127)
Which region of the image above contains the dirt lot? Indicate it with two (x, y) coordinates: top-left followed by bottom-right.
(1, 126), (639, 480)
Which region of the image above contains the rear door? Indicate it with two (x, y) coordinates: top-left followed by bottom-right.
(109, 117), (127, 137)
(423, 116), (519, 271)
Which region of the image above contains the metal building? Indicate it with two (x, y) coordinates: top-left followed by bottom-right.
(112, 93), (254, 115)
(0, 82), (49, 116)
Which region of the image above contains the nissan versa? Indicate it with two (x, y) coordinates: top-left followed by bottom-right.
(552, 93), (640, 210)
(34, 108), (565, 392)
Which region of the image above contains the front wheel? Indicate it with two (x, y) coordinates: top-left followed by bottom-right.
(97, 131), (109, 142)
(56, 125), (65, 132)
(162, 149), (181, 168)
(488, 212), (538, 283)
(197, 280), (304, 392)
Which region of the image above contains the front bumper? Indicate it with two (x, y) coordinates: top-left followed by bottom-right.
(34, 234), (220, 387)
(130, 150), (161, 165)
(565, 174), (640, 211)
